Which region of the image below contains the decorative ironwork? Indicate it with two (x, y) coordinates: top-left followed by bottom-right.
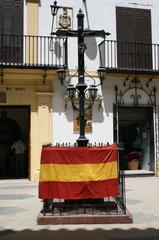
(64, 94), (103, 111)
(53, 8), (108, 147)
(41, 195), (126, 216)
(115, 76), (156, 106)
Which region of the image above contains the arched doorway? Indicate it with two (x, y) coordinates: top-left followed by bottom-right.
(118, 106), (154, 171)
(114, 77), (156, 173)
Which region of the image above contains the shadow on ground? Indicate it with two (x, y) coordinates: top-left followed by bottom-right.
(0, 228), (159, 240)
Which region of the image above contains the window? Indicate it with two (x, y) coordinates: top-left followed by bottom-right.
(0, 0), (23, 63)
(116, 7), (152, 70)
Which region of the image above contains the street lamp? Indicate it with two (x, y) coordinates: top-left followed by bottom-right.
(51, 2), (110, 146)
(57, 68), (66, 85)
(97, 67), (107, 85)
(50, 1), (59, 16)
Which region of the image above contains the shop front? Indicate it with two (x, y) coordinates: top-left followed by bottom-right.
(118, 106), (154, 172)
(113, 76), (157, 174)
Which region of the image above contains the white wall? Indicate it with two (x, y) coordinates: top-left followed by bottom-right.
(39, 0), (159, 37)
(38, 0), (159, 145)
(39, 0), (159, 70)
(52, 75), (159, 145)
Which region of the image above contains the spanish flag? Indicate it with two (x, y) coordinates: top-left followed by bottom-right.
(39, 144), (118, 199)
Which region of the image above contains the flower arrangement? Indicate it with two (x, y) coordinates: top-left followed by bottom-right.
(126, 150), (142, 170)
(126, 151), (142, 162)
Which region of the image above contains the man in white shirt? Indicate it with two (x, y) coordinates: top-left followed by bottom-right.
(11, 139), (26, 178)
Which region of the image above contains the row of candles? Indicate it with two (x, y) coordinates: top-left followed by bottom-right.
(42, 142), (110, 147)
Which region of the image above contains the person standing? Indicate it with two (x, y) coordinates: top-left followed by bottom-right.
(11, 139), (26, 178)
(0, 110), (21, 177)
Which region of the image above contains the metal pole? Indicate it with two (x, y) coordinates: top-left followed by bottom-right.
(76, 9), (89, 147)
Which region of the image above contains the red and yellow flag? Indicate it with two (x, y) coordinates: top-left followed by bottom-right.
(39, 144), (118, 199)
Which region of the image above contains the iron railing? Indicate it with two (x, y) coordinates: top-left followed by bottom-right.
(99, 40), (159, 73)
(0, 34), (67, 68)
(41, 174), (126, 216)
(1, 36), (157, 74)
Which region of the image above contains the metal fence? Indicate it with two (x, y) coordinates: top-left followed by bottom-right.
(41, 176), (126, 216)
(99, 40), (159, 73)
(1, 35), (159, 73)
(0, 34), (67, 68)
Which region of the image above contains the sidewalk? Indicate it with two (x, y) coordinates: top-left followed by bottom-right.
(0, 177), (159, 239)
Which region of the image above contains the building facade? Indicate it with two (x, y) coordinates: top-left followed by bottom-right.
(1, 0), (159, 180)
(0, 0), (61, 180)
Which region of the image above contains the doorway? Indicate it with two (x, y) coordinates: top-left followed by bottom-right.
(0, 106), (30, 179)
(117, 106), (154, 172)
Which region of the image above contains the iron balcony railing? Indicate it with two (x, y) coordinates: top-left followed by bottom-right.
(1, 35), (159, 73)
(99, 40), (159, 73)
(0, 34), (67, 68)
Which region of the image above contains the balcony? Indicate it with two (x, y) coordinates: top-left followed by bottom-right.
(0, 34), (67, 69)
(99, 40), (159, 74)
(1, 35), (159, 75)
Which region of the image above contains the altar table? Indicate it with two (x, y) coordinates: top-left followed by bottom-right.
(39, 144), (118, 200)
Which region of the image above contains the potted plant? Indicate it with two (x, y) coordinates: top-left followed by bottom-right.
(126, 151), (142, 170)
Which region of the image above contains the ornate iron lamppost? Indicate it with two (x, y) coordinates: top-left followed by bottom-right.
(51, 1), (109, 147)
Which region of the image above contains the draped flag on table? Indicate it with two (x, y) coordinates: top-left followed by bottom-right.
(39, 144), (118, 200)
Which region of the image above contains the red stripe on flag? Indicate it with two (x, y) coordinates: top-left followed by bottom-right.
(41, 144), (117, 164)
(39, 179), (118, 200)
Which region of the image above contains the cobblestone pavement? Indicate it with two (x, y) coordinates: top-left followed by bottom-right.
(0, 177), (159, 239)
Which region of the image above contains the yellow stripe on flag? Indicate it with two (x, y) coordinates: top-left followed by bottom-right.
(40, 161), (117, 182)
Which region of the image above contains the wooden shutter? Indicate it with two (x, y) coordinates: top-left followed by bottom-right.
(116, 7), (152, 70)
(0, 0), (23, 63)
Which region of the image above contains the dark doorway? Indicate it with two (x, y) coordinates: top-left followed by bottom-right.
(0, 106), (30, 179)
(117, 107), (154, 172)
